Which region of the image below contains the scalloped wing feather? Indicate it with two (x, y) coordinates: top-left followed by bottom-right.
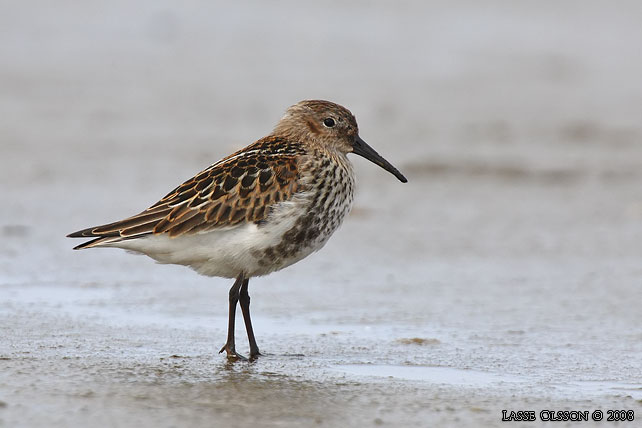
(68, 137), (307, 248)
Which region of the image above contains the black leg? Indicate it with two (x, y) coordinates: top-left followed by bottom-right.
(219, 273), (246, 360)
(239, 278), (261, 358)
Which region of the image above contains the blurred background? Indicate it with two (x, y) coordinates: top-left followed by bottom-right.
(2, 1), (642, 427)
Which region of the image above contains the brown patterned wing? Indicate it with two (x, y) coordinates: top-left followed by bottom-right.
(68, 137), (306, 246)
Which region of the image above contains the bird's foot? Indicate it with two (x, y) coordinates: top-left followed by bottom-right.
(219, 343), (247, 361)
(248, 349), (262, 361)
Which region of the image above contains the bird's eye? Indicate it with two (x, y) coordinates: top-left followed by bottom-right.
(323, 118), (336, 128)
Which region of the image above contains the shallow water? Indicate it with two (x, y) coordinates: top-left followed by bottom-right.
(2, 1), (642, 427)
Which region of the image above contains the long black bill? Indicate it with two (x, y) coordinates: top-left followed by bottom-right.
(352, 135), (408, 183)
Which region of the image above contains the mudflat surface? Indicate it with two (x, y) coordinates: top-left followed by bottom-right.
(2, 1), (642, 427)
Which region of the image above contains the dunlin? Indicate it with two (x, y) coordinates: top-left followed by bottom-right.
(68, 100), (407, 359)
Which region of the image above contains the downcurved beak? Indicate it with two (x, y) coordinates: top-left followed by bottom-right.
(351, 135), (407, 183)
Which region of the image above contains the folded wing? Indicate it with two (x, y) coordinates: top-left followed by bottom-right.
(68, 137), (306, 249)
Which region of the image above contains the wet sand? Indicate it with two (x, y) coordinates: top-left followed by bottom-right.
(2, 1), (642, 427)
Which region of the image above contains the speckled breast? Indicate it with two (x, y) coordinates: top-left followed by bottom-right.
(254, 153), (355, 274)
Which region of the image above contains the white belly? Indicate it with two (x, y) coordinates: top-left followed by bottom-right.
(108, 157), (355, 279)
(108, 197), (307, 278)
